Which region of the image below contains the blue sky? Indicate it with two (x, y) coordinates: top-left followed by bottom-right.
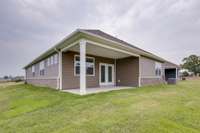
(0, 0), (200, 76)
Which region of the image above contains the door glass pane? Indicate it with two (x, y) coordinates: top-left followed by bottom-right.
(108, 66), (112, 82)
(101, 65), (105, 83)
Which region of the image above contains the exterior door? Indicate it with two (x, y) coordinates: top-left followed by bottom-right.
(99, 63), (114, 86)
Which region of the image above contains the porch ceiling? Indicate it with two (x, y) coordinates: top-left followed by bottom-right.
(68, 42), (132, 59)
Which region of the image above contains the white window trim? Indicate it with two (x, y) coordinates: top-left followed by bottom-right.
(51, 56), (54, 65)
(32, 65), (35, 73)
(39, 61), (45, 76)
(31, 65), (35, 76)
(155, 62), (162, 77)
(99, 63), (115, 86)
(39, 61), (45, 70)
(54, 54), (58, 64)
(74, 55), (95, 76)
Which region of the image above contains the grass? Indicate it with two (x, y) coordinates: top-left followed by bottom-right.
(0, 80), (200, 133)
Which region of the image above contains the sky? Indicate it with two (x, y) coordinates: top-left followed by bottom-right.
(0, 0), (200, 77)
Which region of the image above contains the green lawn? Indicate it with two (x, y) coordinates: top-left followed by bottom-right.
(0, 80), (200, 133)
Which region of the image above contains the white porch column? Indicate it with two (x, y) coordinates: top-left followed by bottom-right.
(80, 39), (87, 95)
(58, 51), (63, 90)
(176, 68), (178, 80)
(138, 56), (141, 87)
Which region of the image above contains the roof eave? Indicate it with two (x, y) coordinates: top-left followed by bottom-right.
(24, 29), (166, 69)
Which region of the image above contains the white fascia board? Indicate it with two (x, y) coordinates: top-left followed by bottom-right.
(61, 40), (80, 52)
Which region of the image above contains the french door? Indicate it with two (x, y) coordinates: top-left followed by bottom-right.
(99, 63), (114, 86)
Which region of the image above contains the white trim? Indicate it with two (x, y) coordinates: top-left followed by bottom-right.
(99, 63), (115, 86)
(74, 55), (95, 77)
(86, 40), (139, 57)
(114, 59), (117, 86)
(24, 29), (164, 69)
(80, 39), (86, 95)
(32, 65), (35, 73)
(138, 57), (141, 87)
(61, 40), (80, 52)
(59, 51), (63, 90)
(155, 62), (162, 77)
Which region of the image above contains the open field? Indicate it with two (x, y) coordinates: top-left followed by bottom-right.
(0, 80), (200, 133)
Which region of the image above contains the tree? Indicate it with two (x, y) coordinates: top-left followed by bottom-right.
(181, 55), (200, 75)
(182, 71), (189, 77)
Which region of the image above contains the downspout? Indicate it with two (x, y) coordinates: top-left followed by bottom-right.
(138, 56), (141, 87)
(115, 59), (117, 86)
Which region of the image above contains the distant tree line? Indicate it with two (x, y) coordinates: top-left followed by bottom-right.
(181, 55), (200, 76)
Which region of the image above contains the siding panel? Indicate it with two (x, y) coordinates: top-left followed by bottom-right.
(116, 57), (139, 87)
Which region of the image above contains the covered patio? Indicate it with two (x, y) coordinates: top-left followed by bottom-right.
(58, 37), (140, 95)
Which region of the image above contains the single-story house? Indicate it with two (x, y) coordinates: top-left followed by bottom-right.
(24, 29), (180, 95)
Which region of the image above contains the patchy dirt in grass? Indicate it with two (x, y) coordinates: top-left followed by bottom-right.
(0, 82), (23, 88)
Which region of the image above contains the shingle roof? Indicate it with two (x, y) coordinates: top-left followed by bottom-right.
(24, 29), (169, 68)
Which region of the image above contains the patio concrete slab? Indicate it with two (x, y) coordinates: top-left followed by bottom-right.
(62, 86), (133, 95)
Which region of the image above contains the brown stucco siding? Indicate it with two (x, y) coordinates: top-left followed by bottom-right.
(62, 51), (115, 89)
(116, 57), (139, 87)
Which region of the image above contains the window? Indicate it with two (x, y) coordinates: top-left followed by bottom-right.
(74, 55), (95, 76)
(53, 54), (58, 64)
(47, 58), (50, 66)
(51, 56), (54, 65)
(39, 61), (45, 76)
(46, 54), (58, 67)
(32, 65), (35, 77)
(155, 62), (162, 76)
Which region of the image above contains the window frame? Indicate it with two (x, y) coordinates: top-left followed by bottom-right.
(47, 58), (50, 66)
(53, 54), (58, 64)
(32, 65), (35, 77)
(39, 61), (45, 76)
(51, 56), (54, 65)
(74, 55), (95, 76)
(155, 62), (162, 77)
